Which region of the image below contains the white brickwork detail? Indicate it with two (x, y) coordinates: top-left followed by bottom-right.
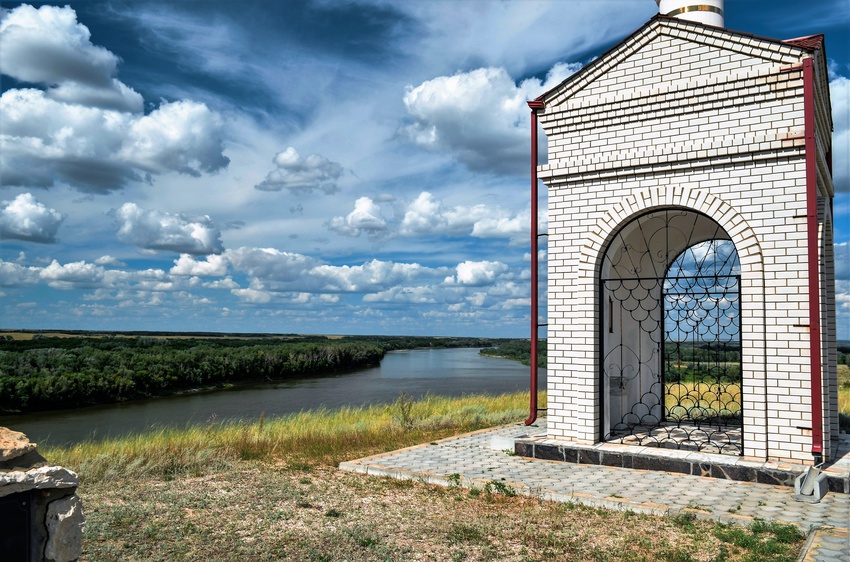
(538, 17), (837, 464)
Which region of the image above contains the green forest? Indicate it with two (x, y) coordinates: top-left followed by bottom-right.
(0, 334), (493, 413)
(479, 339), (547, 368)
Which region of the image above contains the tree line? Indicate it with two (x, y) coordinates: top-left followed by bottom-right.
(0, 335), (492, 412)
(479, 339), (547, 368)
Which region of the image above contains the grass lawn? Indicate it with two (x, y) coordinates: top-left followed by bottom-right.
(839, 364), (850, 416)
(41, 392), (809, 561)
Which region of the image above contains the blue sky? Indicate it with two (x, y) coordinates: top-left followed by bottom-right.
(0, 0), (848, 338)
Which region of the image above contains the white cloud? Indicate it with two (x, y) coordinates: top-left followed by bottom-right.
(363, 286), (439, 304)
(170, 254), (229, 276)
(46, 79), (143, 113)
(471, 208), (528, 240)
(310, 260), (429, 292)
(836, 242), (849, 280)
(39, 259), (105, 289)
(466, 292), (488, 307)
(94, 255), (126, 267)
(255, 147), (344, 194)
(398, 191), (532, 243)
(232, 287), (272, 304)
(0, 260), (39, 286)
(0, 4), (142, 112)
(0, 5), (228, 194)
(390, 1), (653, 78)
(327, 191), (535, 243)
(119, 100), (229, 177)
(830, 75), (849, 193)
(444, 260), (511, 286)
(226, 248), (441, 294)
(498, 297), (531, 309)
(327, 196), (389, 238)
(0, 193), (65, 243)
(399, 191), (488, 236)
(204, 277), (239, 290)
(0, 89), (229, 193)
(225, 247), (319, 284)
(400, 63), (581, 174)
(114, 203), (224, 255)
(837, 279), (850, 340)
(292, 292), (340, 305)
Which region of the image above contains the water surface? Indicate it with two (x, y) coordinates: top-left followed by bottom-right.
(0, 348), (545, 446)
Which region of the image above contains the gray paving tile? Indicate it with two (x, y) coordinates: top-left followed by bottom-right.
(339, 421), (850, 562)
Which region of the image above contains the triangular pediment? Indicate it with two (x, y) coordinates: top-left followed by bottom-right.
(540, 15), (817, 107)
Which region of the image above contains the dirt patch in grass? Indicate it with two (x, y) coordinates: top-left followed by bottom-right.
(78, 461), (804, 561)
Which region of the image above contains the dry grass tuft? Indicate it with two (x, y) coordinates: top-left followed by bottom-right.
(44, 391), (806, 561)
(77, 464), (805, 561)
(43, 392), (541, 483)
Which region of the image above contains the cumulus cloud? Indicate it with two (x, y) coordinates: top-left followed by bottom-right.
(0, 193), (65, 243)
(326, 191), (535, 243)
(310, 260), (428, 292)
(0, 5), (229, 193)
(363, 286), (438, 303)
(0, 4), (143, 112)
(400, 62), (581, 174)
(224, 247), (442, 295)
(39, 259), (105, 289)
(830, 75), (849, 193)
(225, 247), (319, 284)
(232, 286), (272, 304)
(94, 255), (126, 267)
(399, 192), (487, 236)
(120, 100), (230, 176)
(170, 254), (229, 276)
(0, 260), (39, 286)
(444, 260), (511, 286)
(114, 203), (224, 255)
(398, 191), (532, 243)
(471, 208), (528, 239)
(1, 87), (229, 193)
(836, 242), (849, 280)
(255, 147), (344, 194)
(327, 196), (389, 238)
(205, 277), (240, 289)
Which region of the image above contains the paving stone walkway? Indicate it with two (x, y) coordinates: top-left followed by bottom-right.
(340, 420), (850, 562)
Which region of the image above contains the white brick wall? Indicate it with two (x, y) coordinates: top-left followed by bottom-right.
(537, 17), (837, 464)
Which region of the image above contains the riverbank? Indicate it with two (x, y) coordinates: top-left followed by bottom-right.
(43, 392), (537, 481)
(41, 392), (806, 561)
(0, 334), (495, 413)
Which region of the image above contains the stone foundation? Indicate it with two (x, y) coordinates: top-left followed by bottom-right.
(0, 427), (84, 562)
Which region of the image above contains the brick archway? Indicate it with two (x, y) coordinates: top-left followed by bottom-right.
(577, 186), (769, 458)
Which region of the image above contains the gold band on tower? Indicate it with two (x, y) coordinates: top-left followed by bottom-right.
(665, 5), (724, 17)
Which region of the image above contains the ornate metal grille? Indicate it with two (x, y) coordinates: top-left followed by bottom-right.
(601, 210), (742, 454)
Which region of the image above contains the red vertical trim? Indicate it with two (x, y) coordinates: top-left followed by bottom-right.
(526, 100), (544, 426)
(803, 57), (824, 458)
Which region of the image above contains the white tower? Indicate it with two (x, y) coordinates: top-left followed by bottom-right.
(656, 0), (724, 27)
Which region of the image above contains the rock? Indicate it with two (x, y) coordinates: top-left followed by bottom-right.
(0, 465), (79, 498)
(0, 448), (48, 471)
(0, 427), (37, 462)
(45, 495), (85, 562)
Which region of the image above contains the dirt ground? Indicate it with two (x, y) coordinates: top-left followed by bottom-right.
(77, 461), (804, 562)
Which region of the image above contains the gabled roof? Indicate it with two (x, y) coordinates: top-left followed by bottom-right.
(537, 14), (824, 105)
(782, 34), (825, 51)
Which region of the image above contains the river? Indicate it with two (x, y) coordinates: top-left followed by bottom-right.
(0, 347), (546, 447)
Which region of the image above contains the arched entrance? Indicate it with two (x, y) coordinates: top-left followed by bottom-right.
(601, 209), (742, 454)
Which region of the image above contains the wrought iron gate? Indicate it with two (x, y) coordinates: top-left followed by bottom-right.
(601, 211), (742, 454)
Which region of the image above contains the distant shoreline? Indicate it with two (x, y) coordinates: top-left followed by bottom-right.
(0, 334), (501, 414)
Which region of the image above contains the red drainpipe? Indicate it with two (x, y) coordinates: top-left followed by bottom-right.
(803, 57), (824, 462)
(526, 99), (545, 426)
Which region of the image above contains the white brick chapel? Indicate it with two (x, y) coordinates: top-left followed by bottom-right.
(529, 1), (838, 465)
